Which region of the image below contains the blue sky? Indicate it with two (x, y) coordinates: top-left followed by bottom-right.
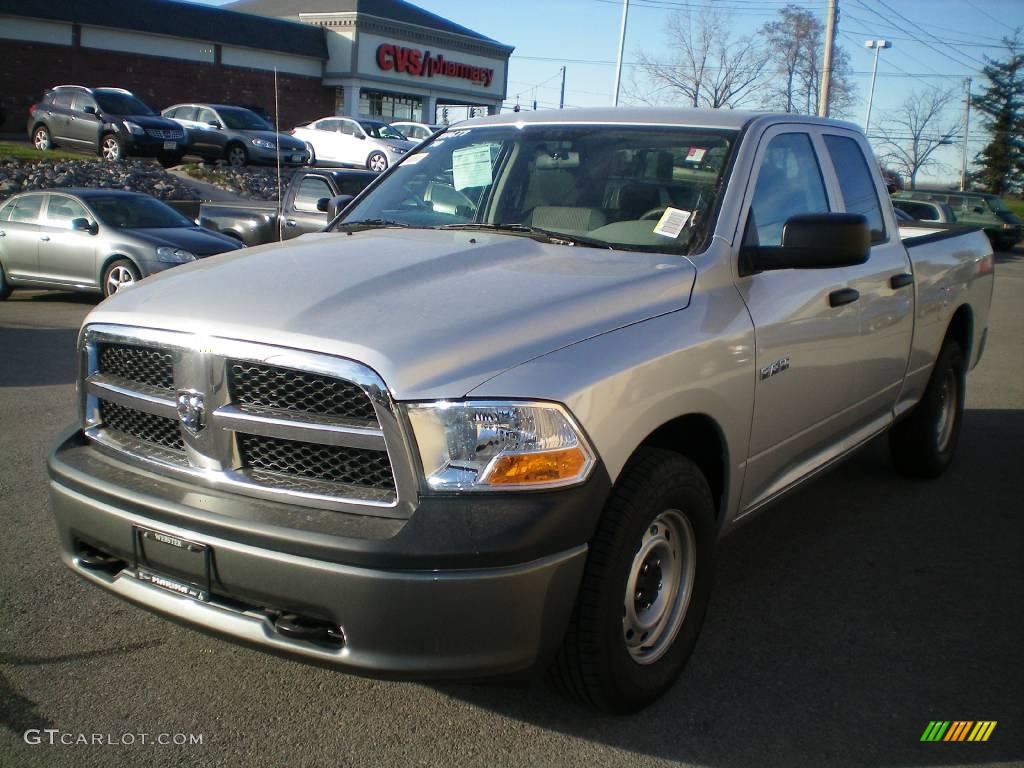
(192, 0), (1024, 183)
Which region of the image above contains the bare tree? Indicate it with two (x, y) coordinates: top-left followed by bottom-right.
(875, 88), (961, 189)
(760, 5), (857, 117)
(626, 10), (769, 109)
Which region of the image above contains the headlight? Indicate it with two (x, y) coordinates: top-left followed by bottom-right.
(123, 121), (145, 136)
(251, 138), (276, 150)
(156, 247), (197, 263)
(405, 401), (594, 491)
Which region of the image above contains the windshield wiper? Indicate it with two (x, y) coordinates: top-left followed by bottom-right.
(336, 218), (412, 230)
(439, 223), (613, 249)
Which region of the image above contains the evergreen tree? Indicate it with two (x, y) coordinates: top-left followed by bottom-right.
(972, 33), (1024, 195)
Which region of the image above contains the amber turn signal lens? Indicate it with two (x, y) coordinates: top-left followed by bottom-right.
(483, 447), (589, 485)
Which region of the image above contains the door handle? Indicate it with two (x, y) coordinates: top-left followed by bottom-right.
(285, 219), (297, 227)
(828, 288), (860, 307)
(0, 230), (5, 237)
(39, 235), (50, 242)
(890, 273), (914, 289)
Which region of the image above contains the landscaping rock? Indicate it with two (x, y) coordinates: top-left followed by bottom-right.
(0, 158), (201, 202)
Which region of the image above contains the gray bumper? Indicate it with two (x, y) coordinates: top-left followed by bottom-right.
(48, 433), (595, 678)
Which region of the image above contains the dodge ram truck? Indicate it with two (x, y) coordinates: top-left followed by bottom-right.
(48, 109), (994, 713)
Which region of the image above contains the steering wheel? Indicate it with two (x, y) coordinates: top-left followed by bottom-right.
(640, 206), (668, 221)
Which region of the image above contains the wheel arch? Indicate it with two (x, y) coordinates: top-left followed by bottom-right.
(946, 303), (973, 362)
(99, 253), (142, 284)
(634, 413), (729, 520)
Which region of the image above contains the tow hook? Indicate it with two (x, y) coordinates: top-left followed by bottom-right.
(272, 613), (345, 648)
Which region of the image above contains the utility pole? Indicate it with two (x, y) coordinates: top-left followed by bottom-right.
(559, 66), (566, 109)
(960, 77), (972, 191)
(612, 0), (630, 106)
(818, 0), (838, 117)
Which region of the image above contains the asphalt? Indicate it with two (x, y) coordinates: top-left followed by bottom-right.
(0, 250), (1022, 768)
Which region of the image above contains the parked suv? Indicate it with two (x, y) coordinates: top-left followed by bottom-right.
(162, 103), (309, 167)
(893, 190), (1023, 250)
(28, 86), (187, 166)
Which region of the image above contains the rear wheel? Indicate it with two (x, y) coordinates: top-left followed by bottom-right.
(32, 125), (52, 151)
(102, 259), (139, 298)
(367, 151), (388, 172)
(100, 133), (124, 161)
(551, 448), (716, 713)
(225, 144), (248, 168)
(890, 338), (965, 478)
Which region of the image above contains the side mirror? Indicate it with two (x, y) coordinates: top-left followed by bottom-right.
(316, 197), (330, 213)
(973, 206), (984, 214)
(71, 217), (97, 235)
(327, 194), (354, 220)
(83, 106), (97, 115)
(741, 213), (870, 274)
(207, 121), (221, 129)
(355, 133), (366, 141)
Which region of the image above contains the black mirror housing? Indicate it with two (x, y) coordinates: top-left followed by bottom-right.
(327, 194), (354, 220)
(741, 213), (870, 273)
(316, 197), (330, 213)
(71, 217), (97, 235)
(83, 105), (97, 115)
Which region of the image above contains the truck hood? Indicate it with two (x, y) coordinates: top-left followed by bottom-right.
(85, 229), (696, 399)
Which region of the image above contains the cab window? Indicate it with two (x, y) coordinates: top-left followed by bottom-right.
(823, 134), (886, 242)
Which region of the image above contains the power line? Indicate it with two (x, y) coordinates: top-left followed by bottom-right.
(870, 0), (988, 68)
(963, 0), (1010, 32)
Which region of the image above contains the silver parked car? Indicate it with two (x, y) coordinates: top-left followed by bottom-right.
(0, 189), (243, 299)
(162, 103), (309, 168)
(389, 121), (445, 141)
(291, 117), (415, 171)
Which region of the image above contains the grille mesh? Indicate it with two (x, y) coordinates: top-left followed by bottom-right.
(145, 128), (184, 140)
(228, 362), (377, 422)
(101, 400), (184, 451)
(99, 344), (174, 391)
(237, 434), (395, 491)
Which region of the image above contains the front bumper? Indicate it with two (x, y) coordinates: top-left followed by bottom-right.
(249, 144), (309, 166)
(48, 430), (606, 678)
(124, 134), (188, 158)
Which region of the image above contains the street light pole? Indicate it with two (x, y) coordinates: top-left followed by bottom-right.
(960, 77), (972, 191)
(863, 39), (891, 134)
(612, 0), (630, 107)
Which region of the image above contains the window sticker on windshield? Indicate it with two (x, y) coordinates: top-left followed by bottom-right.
(653, 207), (692, 238)
(452, 144), (497, 190)
(685, 148), (706, 163)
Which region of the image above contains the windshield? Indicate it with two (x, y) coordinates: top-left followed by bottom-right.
(218, 107), (272, 131)
(94, 91), (156, 116)
(989, 197), (1009, 212)
(334, 124), (736, 254)
(87, 196), (193, 229)
(361, 121), (407, 141)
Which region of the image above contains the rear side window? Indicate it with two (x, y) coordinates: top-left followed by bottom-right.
(823, 135), (886, 243)
(293, 176), (333, 213)
(51, 91), (74, 109)
(8, 195), (44, 223)
(745, 132), (830, 247)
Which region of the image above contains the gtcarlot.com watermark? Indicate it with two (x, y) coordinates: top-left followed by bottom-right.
(24, 729), (203, 747)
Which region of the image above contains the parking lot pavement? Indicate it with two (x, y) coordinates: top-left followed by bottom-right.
(1, 252), (1022, 768)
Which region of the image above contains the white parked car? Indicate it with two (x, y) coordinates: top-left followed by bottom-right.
(390, 121), (445, 141)
(291, 117), (416, 172)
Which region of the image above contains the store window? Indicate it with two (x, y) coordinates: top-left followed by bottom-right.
(358, 90), (422, 122)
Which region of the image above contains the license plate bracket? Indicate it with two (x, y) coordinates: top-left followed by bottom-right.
(132, 526), (211, 602)
(163, 141), (177, 151)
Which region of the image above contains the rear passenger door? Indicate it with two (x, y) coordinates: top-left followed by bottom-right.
(735, 127), (867, 511)
(0, 194), (46, 279)
(820, 131), (914, 424)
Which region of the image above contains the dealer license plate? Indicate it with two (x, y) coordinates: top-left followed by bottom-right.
(163, 141), (178, 151)
(133, 526), (210, 602)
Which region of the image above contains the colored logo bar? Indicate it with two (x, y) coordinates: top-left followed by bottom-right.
(921, 721), (997, 742)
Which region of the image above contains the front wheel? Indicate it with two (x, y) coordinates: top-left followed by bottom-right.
(305, 143), (316, 166)
(225, 144), (248, 168)
(32, 125), (52, 151)
(158, 154), (183, 169)
(551, 448), (716, 713)
(100, 133), (124, 161)
(102, 259), (140, 298)
(890, 338), (965, 478)
(366, 151), (388, 173)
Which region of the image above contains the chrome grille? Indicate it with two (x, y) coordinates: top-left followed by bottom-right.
(99, 344), (174, 391)
(80, 326), (410, 516)
(238, 434), (395, 490)
(228, 362), (377, 422)
(145, 128), (183, 140)
(100, 400), (184, 451)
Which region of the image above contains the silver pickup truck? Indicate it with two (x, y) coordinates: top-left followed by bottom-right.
(48, 109), (994, 713)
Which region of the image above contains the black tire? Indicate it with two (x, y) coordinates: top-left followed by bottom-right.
(366, 151), (388, 172)
(32, 124), (52, 151)
(100, 133), (124, 161)
(305, 143), (316, 166)
(0, 263), (12, 300)
(101, 259), (140, 298)
(158, 154), (183, 169)
(225, 143), (248, 168)
(551, 448), (717, 713)
(890, 338), (965, 478)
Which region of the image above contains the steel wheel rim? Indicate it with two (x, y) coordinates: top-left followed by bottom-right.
(228, 147), (246, 167)
(101, 138), (120, 161)
(623, 509), (696, 665)
(369, 153), (387, 172)
(34, 129), (50, 150)
(106, 266), (135, 295)
(935, 366), (958, 452)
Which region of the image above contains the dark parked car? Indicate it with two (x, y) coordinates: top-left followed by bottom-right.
(0, 189), (243, 299)
(28, 86), (187, 166)
(162, 103), (309, 167)
(891, 198), (957, 224)
(893, 190), (1023, 250)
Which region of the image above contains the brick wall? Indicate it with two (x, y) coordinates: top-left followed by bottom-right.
(0, 39), (334, 137)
